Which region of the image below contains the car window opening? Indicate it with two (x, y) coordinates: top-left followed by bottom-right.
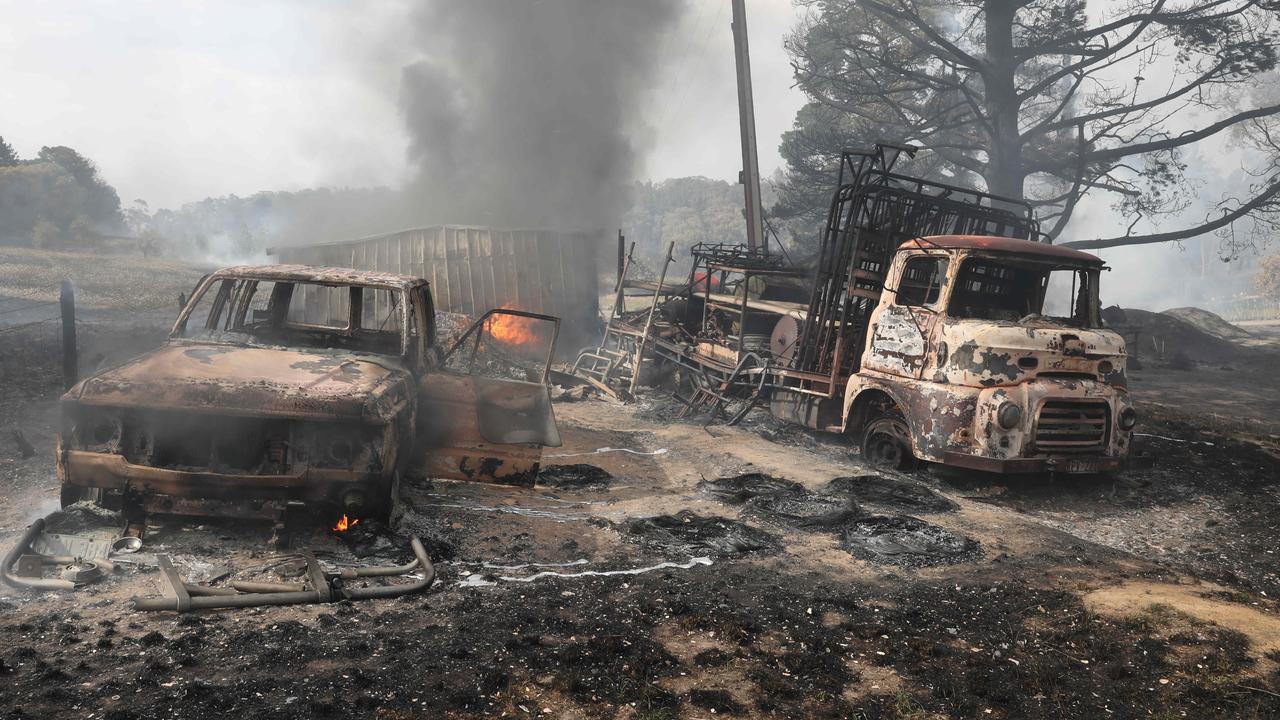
(180, 278), (406, 356)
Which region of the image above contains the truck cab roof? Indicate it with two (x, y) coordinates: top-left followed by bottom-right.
(900, 235), (1105, 266)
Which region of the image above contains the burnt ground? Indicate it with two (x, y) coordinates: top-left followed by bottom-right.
(3, 279), (1280, 718)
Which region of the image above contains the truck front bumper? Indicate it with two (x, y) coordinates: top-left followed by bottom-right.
(941, 452), (1131, 474)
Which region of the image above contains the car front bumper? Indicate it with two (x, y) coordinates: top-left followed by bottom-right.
(59, 450), (381, 505)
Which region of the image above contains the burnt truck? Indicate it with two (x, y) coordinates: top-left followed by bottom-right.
(577, 144), (1135, 474)
(825, 233), (1133, 473)
(57, 266), (562, 524)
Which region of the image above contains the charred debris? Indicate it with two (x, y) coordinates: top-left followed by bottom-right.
(0, 142), (1224, 613)
(3, 263), (567, 608)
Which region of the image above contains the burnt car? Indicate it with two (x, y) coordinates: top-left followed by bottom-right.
(57, 265), (561, 524)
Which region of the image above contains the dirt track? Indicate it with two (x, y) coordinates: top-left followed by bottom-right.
(2, 283), (1280, 718)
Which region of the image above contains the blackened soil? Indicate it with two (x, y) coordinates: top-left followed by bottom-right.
(335, 519), (404, 559)
(840, 515), (982, 567)
(938, 405), (1280, 596)
(625, 510), (781, 557)
(703, 474), (974, 564)
(3, 567), (1276, 719)
(387, 507), (459, 561)
(537, 463), (613, 489)
(1109, 412), (1280, 597)
(825, 474), (960, 514)
(743, 492), (861, 531)
(688, 688), (746, 713)
(696, 472), (805, 504)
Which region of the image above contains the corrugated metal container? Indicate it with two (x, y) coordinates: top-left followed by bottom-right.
(270, 225), (600, 346)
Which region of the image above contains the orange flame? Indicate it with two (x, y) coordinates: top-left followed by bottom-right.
(332, 514), (359, 532)
(487, 307), (541, 348)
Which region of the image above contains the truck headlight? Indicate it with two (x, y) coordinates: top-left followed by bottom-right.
(1118, 407), (1137, 431)
(996, 402), (1022, 430)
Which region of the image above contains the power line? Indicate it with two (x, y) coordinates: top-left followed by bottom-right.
(655, 1), (719, 135)
(0, 318), (57, 335)
(0, 300), (58, 317)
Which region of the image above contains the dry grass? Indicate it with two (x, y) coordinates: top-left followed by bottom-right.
(0, 247), (207, 315)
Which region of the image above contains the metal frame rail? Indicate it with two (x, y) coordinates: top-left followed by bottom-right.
(789, 145), (1043, 398)
(572, 242), (680, 401)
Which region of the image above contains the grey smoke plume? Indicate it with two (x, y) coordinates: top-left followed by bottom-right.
(399, 0), (681, 232)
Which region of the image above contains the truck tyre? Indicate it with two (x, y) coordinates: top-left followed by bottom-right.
(860, 415), (915, 471)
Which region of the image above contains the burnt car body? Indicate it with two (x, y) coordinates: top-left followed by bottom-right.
(57, 265), (561, 521)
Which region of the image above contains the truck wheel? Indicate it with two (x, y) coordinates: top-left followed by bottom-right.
(860, 416), (915, 470)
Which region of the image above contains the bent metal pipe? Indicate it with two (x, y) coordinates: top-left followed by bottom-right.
(131, 536), (434, 612)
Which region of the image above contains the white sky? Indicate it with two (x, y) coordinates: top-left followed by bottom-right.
(0, 1), (1258, 308)
(0, 0), (806, 210)
(642, 0), (808, 183)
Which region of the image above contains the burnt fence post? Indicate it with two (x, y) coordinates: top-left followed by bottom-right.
(60, 279), (78, 390)
(617, 229), (625, 284)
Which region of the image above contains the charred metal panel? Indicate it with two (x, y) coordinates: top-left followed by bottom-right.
(68, 345), (412, 422)
(415, 371), (551, 485)
(768, 389), (842, 430)
(863, 305), (930, 377)
(420, 447), (541, 487)
(933, 321), (1128, 389)
(271, 226), (599, 347)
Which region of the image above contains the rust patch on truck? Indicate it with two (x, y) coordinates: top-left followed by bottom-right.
(949, 339), (1021, 386)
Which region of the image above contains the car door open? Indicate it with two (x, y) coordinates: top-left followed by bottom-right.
(415, 308), (562, 486)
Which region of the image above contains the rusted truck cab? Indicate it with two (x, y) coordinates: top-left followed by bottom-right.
(57, 265), (561, 524)
(846, 236), (1135, 474)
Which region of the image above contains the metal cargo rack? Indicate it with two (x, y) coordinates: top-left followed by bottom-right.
(573, 142), (1044, 425)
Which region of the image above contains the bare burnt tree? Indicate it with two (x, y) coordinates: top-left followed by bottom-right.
(780, 0), (1280, 252)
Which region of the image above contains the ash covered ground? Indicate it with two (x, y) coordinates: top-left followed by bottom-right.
(2, 263), (1280, 719)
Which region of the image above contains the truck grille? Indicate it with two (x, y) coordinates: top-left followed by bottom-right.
(1034, 400), (1109, 453)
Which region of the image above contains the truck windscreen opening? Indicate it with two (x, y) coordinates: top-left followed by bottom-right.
(949, 257), (1097, 327)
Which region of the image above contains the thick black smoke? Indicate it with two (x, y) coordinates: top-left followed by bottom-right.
(399, 0), (681, 231)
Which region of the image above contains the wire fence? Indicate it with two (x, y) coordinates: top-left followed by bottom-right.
(1205, 295), (1280, 323)
(0, 297), (65, 359)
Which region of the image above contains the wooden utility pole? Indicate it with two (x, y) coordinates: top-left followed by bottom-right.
(60, 279), (78, 390)
(731, 0), (765, 253)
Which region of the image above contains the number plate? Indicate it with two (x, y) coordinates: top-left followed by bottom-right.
(1063, 458), (1102, 474)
